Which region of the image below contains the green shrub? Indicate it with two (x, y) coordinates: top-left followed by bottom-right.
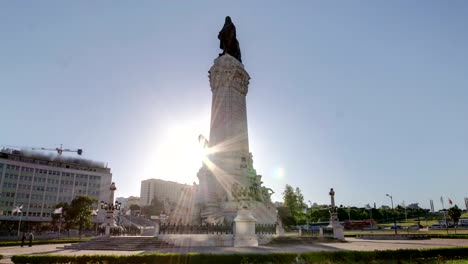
(300, 247), (468, 264)
(11, 253), (298, 264)
(11, 248), (468, 264)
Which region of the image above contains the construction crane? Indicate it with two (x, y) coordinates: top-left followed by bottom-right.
(31, 144), (83, 155)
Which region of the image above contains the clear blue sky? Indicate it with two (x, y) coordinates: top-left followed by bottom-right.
(1, 1), (467, 210)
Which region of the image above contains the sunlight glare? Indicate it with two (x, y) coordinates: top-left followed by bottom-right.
(145, 120), (209, 185)
(275, 167), (285, 179)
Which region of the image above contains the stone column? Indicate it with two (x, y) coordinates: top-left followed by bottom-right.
(104, 182), (117, 236)
(208, 54), (250, 154)
(328, 188), (344, 240)
(233, 207), (258, 247)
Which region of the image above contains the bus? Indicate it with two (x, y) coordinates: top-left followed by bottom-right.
(343, 220), (377, 230)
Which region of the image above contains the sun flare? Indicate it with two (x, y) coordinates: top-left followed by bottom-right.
(144, 121), (210, 185)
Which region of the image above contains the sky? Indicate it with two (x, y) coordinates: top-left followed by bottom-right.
(1, 1), (467, 211)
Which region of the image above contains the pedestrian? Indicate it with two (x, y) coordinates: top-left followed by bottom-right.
(28, 232), (34, 247)
(20, 233), (26, 247)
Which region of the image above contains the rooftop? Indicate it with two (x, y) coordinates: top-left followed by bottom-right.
(0, 148), (107, 169)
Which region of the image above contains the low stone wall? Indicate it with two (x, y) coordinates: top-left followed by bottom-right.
(257, 234), (275, 245)
(157, 234), (276, 247)
(158, 234), (234, 247)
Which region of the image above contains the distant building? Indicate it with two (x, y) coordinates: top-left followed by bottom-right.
(407, 203), (421, 209)
(126, 196), (140, 208)
(0, 148), (112, 223)
(140, 178), (192, 207)
(116, 196), (140, 209)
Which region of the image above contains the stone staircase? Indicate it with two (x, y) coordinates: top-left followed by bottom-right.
(64, 236), (175, 251)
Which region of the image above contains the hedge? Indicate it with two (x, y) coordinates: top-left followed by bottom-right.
(10, 247), (468, 264)
(11, 253), (298, 264)
(300, 247), (468, 264)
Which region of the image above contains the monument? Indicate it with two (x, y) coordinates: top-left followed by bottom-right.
(328, 188), (344, 240)
(101, 182), (122, 236)
(194, 17), (277, 227)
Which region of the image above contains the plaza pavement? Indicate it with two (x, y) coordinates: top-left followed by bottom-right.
(0, 238), (467, 264)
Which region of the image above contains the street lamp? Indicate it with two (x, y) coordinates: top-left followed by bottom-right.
(100, 200), (122, 211)
(386, 194), (397, 235)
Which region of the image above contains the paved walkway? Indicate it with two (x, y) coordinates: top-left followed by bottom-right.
(0, 238), (467, 264)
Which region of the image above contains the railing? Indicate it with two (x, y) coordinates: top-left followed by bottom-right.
(159, 223), (233, 234)
(255, 224), (276, 235)
(301, 228), (320, 237)
(323, 227), (334, 237)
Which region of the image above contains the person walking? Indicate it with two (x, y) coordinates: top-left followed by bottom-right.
(28, 232), (34, 247)
(20, 233), (26, 247)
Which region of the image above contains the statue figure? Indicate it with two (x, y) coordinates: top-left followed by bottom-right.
(218, 16), (242, 62)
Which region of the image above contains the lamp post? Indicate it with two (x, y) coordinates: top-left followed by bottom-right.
(386, 194), (397, 235)
(91, 209), (99, 236)
(13, 205), (23, 237)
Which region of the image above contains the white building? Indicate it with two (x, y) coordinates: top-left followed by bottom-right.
(116, 196), (140, 209)
(0, 148), (112, 223)
(140, 179), (192, 207)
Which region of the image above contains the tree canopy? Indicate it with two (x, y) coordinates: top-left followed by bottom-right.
(448, 205), (462, 225)
(67, 195), (97, 238)
(279, 184), (307, 227)
(141, 196), (165, 217)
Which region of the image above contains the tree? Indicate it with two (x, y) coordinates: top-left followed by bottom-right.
(308, 208), (330, 222)
(142, 196), (165, 217)
(294, 187), (307, 224)
(67, 195), (97, 238)
(281, 185), (307, 226)
(129, 204), (141, 216)
(282, 184), (298, 226)
(448, 205), (462, 225)
(277, 206), (295, 227)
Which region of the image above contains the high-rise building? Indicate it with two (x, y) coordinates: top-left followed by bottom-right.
(0, 148), (112, 223)
(140, 179), (192, 207)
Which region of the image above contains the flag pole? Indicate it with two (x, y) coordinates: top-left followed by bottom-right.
(441, 197), (448, 235)
(17, 211), (22, 237)
(58, 211), (62, 239)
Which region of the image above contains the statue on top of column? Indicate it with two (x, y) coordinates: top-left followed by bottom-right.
(218, 16), (242, 63)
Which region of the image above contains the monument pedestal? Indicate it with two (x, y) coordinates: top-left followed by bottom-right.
(276, 222), (285, 236)
(104, 210), (115, 236)
(328, 188), (344, 240)
(329, 212), (344, 240)
(233, 208), (258, 247)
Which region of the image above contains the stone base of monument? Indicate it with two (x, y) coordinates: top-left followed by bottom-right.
(276, 223), (285, 236)
(156, 233), (275, 247)
(105, 225), (111, 236)
(328, 212), (345, 240)
(233, 208), (258, 247)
